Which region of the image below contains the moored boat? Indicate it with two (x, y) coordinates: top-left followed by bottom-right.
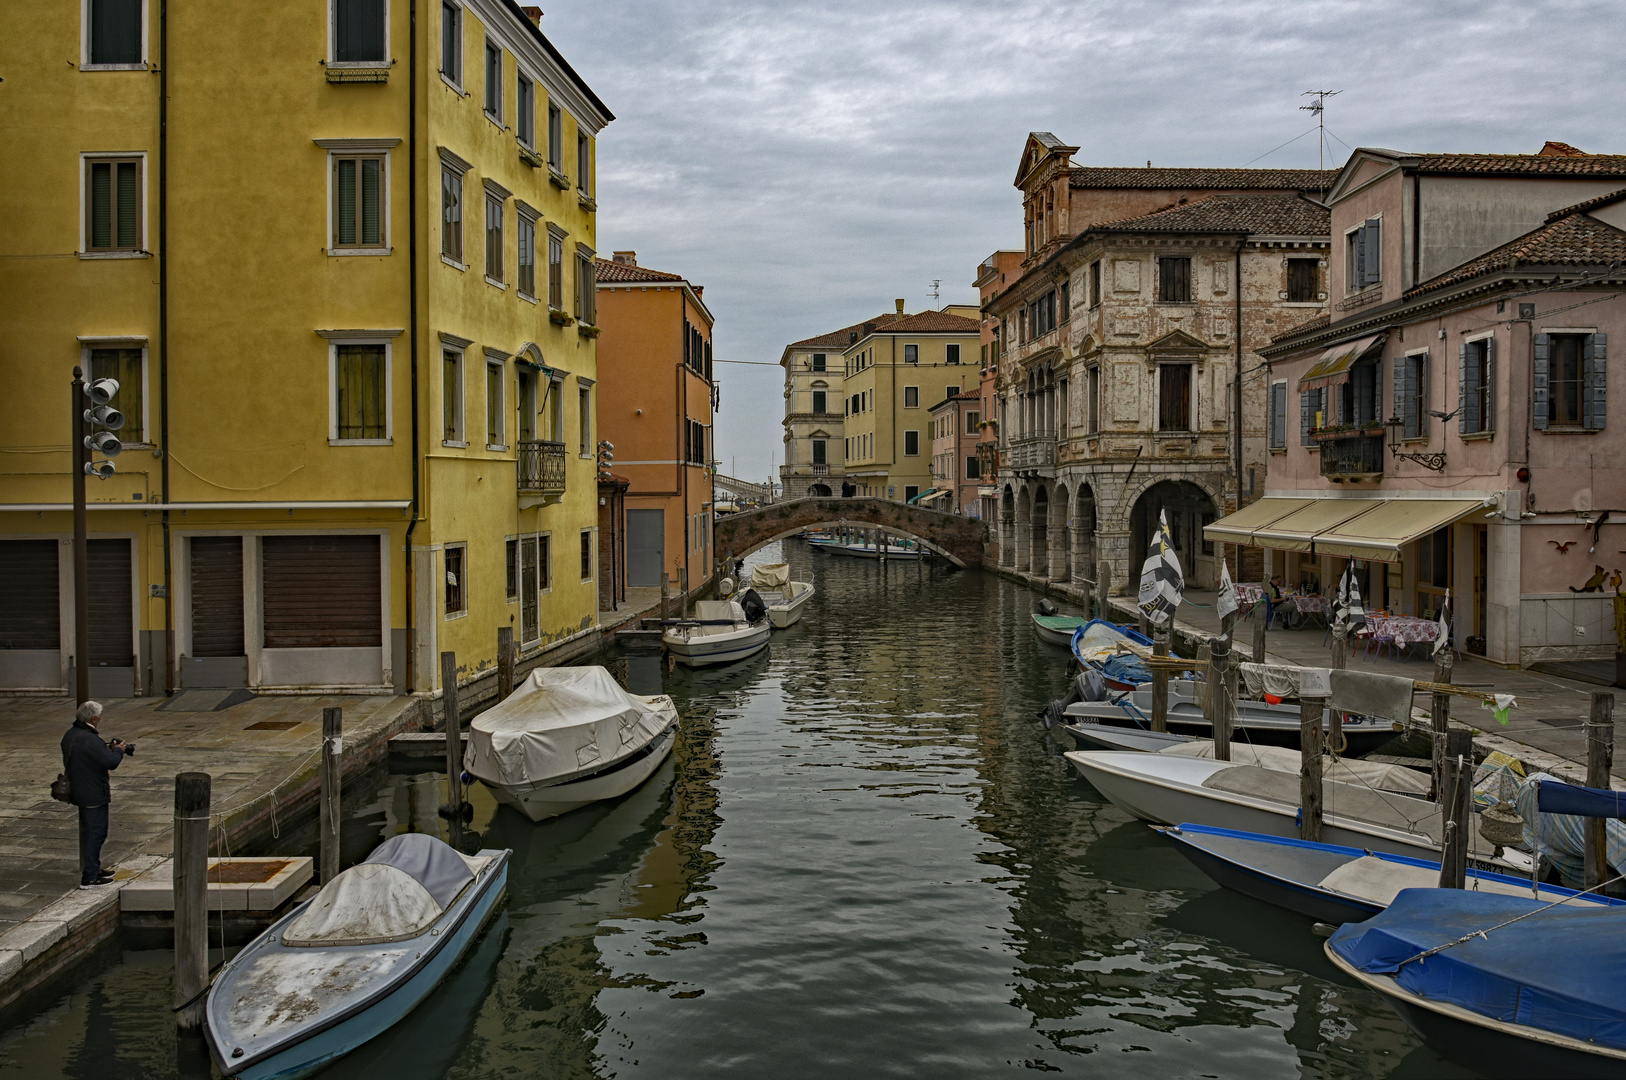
(749, 563), (815, 628)
(661, 596), (771, 666)
(1061, 689), (1399, 757)
(1032, 612), (1089, 647)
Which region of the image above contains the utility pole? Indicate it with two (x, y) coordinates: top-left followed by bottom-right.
(1300, 90), (1342, 176)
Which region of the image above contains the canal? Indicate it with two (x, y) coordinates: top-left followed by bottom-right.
(0, 539), (1475, 1078)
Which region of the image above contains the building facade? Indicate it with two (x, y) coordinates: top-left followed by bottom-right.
(928, 393), (983, 514)
(0, 0), (610, 696)
(974, 251), (1024, 523)
(593, 252), (716, 595)
(779, 317), (893, 499)
(1241, 146), (1626, 667)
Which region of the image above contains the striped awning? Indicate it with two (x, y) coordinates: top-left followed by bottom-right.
(1298, 334), (1384, 388)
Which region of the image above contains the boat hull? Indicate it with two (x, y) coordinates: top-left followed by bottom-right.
(767, 582), (813, 628)
(1169, 829), (1378, 923)
(1063, 702), (1398, 758)
(483, 720), (677, 822)
(662, 623), (771, 666)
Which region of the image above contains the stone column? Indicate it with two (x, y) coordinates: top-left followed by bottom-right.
(1048, 519), (1066, 581)
(1000, 513), (1015, 567)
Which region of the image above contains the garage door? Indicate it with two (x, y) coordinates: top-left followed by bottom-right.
(190, 537), (245, 657)
(627, 509), (664, 588)
(262, 535), (381, 648)
(87, 539), (133, 667)
(0, 540), (59, 651)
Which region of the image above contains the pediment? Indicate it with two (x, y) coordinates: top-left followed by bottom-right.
(1076, 333), (1101, 357)
(1014, 131), (1079, 189)
(1147, 329), (1208, 353)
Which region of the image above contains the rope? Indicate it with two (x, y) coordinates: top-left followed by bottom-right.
(1397, 869), (1626, 970)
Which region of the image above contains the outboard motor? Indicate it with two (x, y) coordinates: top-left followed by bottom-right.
(1036, 598), (1058, 617)
(739, 588), (768, 625)
(1039, 671), (1099, 729)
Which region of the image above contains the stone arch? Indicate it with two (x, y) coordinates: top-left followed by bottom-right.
(1014, 482), (1033, 572)
(1126, 479), (1220, 590)
(1053, 481), (1072, 582)
(1030, 484), (1050, 575)
(808, 483), (832, 497)
(712, 497), (987, 569)
(1000, 484), (1016, 567)
(1074, 482), (1098, 592)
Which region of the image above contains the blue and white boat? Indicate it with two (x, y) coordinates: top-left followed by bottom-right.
(206, 833), (510, 1079)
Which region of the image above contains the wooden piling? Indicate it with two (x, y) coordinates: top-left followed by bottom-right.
(1331, 622), (1347, 670)
(1099, 563), (1111, 608)
(1431, 648), (1455, 799)
(440, 651), (465, 820)
(173, 771), (212, 1031)
(1079, 574), (1093, 623)
(1151, 625), (1170, 733)
(498, 626), (515, 702)
(1252, 602), (1266, 664)
(1299, 697), (1324, 842)
(1586, 692), (1616, 889)
(320, 707), (341, 885)
(1196, 641), (1213, 720)
(1437, 728), (1475, 890)
(1211, 635), (1233, 762)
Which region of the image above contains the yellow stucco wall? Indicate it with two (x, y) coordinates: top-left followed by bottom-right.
(841, 330), (978, 500)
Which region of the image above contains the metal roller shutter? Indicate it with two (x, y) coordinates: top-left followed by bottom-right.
(262, 535), (381, 648)
(190, 537), (245, 657)
(0, 540), (60, 650)
(87, 539), (133, 666)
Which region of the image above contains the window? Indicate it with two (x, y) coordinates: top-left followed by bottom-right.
(1287, 258), (1319, 302)
(945, 385), (959, 399)
(547, 104), (562, 170)
(545, 376), (563, 441)
(812, 439), (826, 465)
(1268, 381), (1286, 449)
(1089, 260), (1101, 308)
(946, 343), (961, 364)
(966, 456), (980, 479)
(687, 419), (706, 465)
(904, 386), (919, 408)
(332, 155), (385, 250)
(547, 229), (564, 308)
(516, 214), (536, 297)
(483, 38), (502, 120)
(1157, 363), (1191, 431)
(332, 343), (388, 442)
(1060, 281), (1071, 322)
(484, 358), (504, 448)
(88, 347), (144, 442)
(441, 166), (463, 263)
(580, 531), (593, 580)
(1416, 526), (1450, 617)
(484, 193), (504, 282)
(1347, 218), (1381, 292)
(575, 249), (596, 323)
(579, 384), (591, 455)
(1535, 332), (1606, 431)
(812, 390), (827, 414)
(333, 0), (386, 64)
(516, 75), (534, 147)
(538, 533), (552, 591)
(505, 538), (518, 599)
(1395, 353), (1427, 439)
(1348, 359), (1380, 425)
(1157, 257), (1192, 303)
(904, 344), (918, 365)
(904, 430), (920, 456)
(441, 348), (463, 443)
(965, 410), (980, 435)
(1301, 385), (1328, 445)
(517, 369), (536, 441)
(439, 1), (460, 82)
(577, 132), (590, 195)
(811, 353), (826, 372)
(84, 157), (142, 253)
(87, 0), (142, 66)
(444, 544), (466, 615)
(1459, 338), (1493, 435)
(1086, 365), (1100, 434)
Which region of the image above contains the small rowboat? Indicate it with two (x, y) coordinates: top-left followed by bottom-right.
(750, 563), (815, 628)
(1032, 612), (1089, 647)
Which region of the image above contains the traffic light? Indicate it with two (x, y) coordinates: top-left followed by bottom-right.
(596, 440), (614, 482)
(82, 378), (121, 479)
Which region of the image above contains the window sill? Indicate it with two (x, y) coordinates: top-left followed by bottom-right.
(328, 247), (393, 257)
(444, 609), (468, 622)
(330, 438), (393, 446)
(79, 250), (149, 260)
(485, 276), (507, 290)
(548, 168), (570, 190)
(1153, 300), (1197, 307)
(1541, 425), (1596, 434)
(485, 112), (506, 131)
(549, 309), (575, 326)
(80, 63), (149, 71)
(577, 323), (601, 338)
(487, 444), (508, 453)
(505, 594), (519, 604)
(578, 194), (597, 212)
(1269, 447), (1287, 455)
(438, 71), (467, 96)
(442, 440), (467, 448)
(441, 255), (467, 271)
(1460, 431), (1495, 442)
(517, 290), (538, 305)
(518, 144), (544, 169)
(1280, 301), (1323, 307)
(326, 66), (390, 84)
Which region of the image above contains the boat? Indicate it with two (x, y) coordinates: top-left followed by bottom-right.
(1061, 688), (1400, 757)
(817, 541), (927, 560)
(749, 563), (814, 628)
(1032, 612), (1090, 647)
(205, 832), (511, 1080)
(1063, 750), (1522, 869)
(1160, 822), (1616, 925)
(660, 595), (771, 667)
(1327, 888), (1626, 1079)
(464, 666), (680, 822)
(1067, 619), (1160, 691)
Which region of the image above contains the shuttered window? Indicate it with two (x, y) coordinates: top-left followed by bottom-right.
(577, 133), (591, 195)
(1158, 364), (1192, 430)
(444, 545), (466, 615)
(87, 539), (133, 667)
(333, 156), (384, 249)
(442, 349), (463, 442)
(1584, 333), (1608, 431)
(580, 532), (593, 580)
(516, 215), (536, 297)
(1459, 339), (1493, 435)
(483, 39), (501, 118)
(1348, 218), (1382, 291)
(334, 0), (386, 63)
(262, 535), (381, 648)
(334, 344), (387, 441)
(189, 537), (244, 658)
(439, 1), (460, 82)
(812, 439), (826, 465)
(1268, 382), (1286, 448)
(575, 252), (596, 323)
(1535, 332), (1608, 431)
(547, 231), (564, 308)
(86, 158), (141, 252)
(90, 347), (144, 443)
(441, 167), (462, 262)
(517, 75), (535, 147)
(904, 430), (920, 456)
(89, 0), (142, 65)
(0, 540), (60, 651)
(485, 360), (504, 447)
(484, 194), (504, 281)
(1287, 258), (1318, 302)
(547, 104), (563, 169)
(1393, 353), (1426, 439)
(1157, 257), (1191, 302)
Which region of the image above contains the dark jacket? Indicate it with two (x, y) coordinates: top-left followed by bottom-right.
(61, 720), (123, 808)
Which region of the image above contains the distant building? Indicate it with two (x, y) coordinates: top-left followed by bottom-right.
(779, 317), (895, 499)
(595, 252), (716, 595)
(974, 251), (1024, 525)
(928, 393), (983, 515)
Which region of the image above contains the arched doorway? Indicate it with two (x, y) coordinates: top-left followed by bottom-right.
(1031, 486), (1049, 574)
(1000, 486), (1016, 567)
(1054, 483), (1071, 582)
(1074, 484), (1096, 590)
(808, 483), (831, 497)
(1129, 480), (1217, 589)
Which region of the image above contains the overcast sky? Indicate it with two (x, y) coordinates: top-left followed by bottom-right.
(544, 0), (1625, 486)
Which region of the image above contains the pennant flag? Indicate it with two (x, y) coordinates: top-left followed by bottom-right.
(1333, 561), (1366, 636)
(1433, 589), (1451, 657)
(1137, 509), (1184, 627)
(1216, 561), (1239, 620)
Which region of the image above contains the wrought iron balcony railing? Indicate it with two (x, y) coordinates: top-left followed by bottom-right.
(1318, 434), (1384, 480)
(517, 440), (567, 495)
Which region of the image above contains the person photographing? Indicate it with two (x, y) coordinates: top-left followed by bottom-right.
(60, 701), (133, 889)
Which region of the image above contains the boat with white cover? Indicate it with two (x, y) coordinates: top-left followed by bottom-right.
(206, 833), (510, 1080)
(661, 596), (771, 667)
(749, 563), (814, 628)
(464, 666), (680, 822)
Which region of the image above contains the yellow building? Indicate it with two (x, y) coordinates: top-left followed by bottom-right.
(841, 304), (980, 502)
(0, 1), (611, 698)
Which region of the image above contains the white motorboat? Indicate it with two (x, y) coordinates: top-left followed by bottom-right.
(749, 563), (814, 628)
(464, 666), (680, 822)
(661, 596), (771, 667)
(1063, 751), (1518, 869)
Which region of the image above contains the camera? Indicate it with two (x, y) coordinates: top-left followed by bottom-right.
(109, 738), (135, 757)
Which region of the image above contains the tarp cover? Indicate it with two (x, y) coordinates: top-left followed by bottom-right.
(1329, 888), (1626, 1052)
(1538, 778), (1626, 820)
(1516, 772), (1626, 886)
(1158, 741), (1430, 796)
(363, 832), (473, 908)
(464, 665), (676, 788)
(750, 563), (791, 590)
(282, 863), (441, 946)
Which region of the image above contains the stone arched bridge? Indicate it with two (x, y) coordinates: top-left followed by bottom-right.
(713, 497), (991, 568)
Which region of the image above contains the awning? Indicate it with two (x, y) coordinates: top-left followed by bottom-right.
(1202, 497), (1316, 546)
(1252, 499), (1384, 553)
(1298, 334), (1384, 388)
(1313, 498), (1486, 562)
(918, 488), (951, 504)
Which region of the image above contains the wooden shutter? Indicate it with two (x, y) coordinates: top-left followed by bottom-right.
(1585, 333), (1608, 431)
(90, 0), (142, 65)
(1532, 333), (1550, 430)
(262, 535), (381, 648)
(1362, 220), (1382, 286)
(1299, 388), (1313, 445)
(87, 539), (133, 667)
(1405, 354), (1423, 438)
(0, 540), (59, 650)
(335, 0), (386, 63)
(190, 537), (245, 657)
(1458, 343), (1474, 433)
(1485, 337), (1496, 432)
(1270, 382), (1286, 448)
(1393, 356), (1406, 431)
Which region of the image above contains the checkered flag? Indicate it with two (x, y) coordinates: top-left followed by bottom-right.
(1137, 509), (1184, 627)
(1433, 589), (1451, 657)
(1216, 561), (1239, 620)
(1334, 561), (1367, 636)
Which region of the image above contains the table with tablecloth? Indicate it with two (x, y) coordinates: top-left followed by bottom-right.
(1233, 583), (1263, 617)
(1361, 614), (1439, 654)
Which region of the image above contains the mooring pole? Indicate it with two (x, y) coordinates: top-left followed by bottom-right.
(1586, 692), (1616, 889)
(319, 707), (342, 884)
(497, 625), (515, 702)
(1079, 574), (1093, 624)
(1438, 728), (1475, 890)
(1150, 625), (1170, 733)
(1252, 601), (1266, 665)
(173, 771), (211, 1031)
(72, 367), (90, 705)
(440, 651), (464, 821)
(1099, 563), (1111, 610)
(1211, 635), (1233, 762)
(1299, 696), (1324, 842)
(1196, 640), (1213, 720)
(1431, 648), (1455, 799)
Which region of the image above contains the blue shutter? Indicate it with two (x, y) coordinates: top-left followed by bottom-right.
(1300, 388), (1313, 446)
(1362, 219), (1382, 287)
(1458, 343), (1472, 434)
(1533, 333), (1550, 431)
(1485, 337), (1496, 432)
(1271, 383), (1287, 448)
(1406, 354), (1423, 438)
(1586, 333), (1607, 431)
(1392, 356), (1405, 425)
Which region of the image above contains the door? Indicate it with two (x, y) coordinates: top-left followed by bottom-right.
(1474, 525), (1488, 648)
(627, 509), (665, 588)
(87, 538), (134, 696)
(184, 536), (247, 688)
(0, 539), (61, 689)
(260, 535), (382, 686)
(519, 536), (539, 644)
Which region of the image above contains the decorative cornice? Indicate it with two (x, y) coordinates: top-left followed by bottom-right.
(313, 137), (402, 152)
(316, 328), (405, 340)
(437, 146), (473, 176)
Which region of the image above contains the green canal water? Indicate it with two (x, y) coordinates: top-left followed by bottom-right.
(0, 540), (1477, 1079)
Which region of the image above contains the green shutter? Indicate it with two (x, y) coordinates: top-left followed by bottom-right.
(90, 162), (111, 249)
(337, 159), (357, 246)
(115, 162), (138, 248)
(361, 159), (381, 245)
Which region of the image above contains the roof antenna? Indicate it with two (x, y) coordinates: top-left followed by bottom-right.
(1300, 90), (1342, 176)
(930, 279), (941, 307)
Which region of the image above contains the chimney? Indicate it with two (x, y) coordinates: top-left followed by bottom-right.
(612, 250), (636, 266)
(520, 6), (543, 27)
(894, 299), (905, 317)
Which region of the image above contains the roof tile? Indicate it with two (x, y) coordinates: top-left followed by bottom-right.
(1091, 193), (1330, 236)
(594, 258), (686, 284)
(788, 313), (900, 349)
(1070, 166), (1336, 191)
(1409, 153), (1626, 177)
(1406, 211), (1626, 298)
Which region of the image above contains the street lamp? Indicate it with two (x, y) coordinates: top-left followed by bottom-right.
(72, 367), (122, 703)
(1382, 415), (1446, 472)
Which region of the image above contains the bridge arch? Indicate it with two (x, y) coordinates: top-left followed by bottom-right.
(711, 497), (989, 569)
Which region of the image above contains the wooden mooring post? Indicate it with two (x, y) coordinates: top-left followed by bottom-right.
(173, 771), (211, 1031)
(1437, 728), (1475, 890)
(320, 707), (342, 885)
(1586, 692), (1616, 889)
(498, 625), (515, 701)
(1431, 648), (1455, 799)
(440, 651), (467, 821)
(1211, 635), (1234, 762)
(1098, 564), (1111, 613)
(1299, 697), (1324, 842)
(1196, 640), (1213, 722)
(1150, 625), (1170, 733)
(1252, 602), (1266, 664)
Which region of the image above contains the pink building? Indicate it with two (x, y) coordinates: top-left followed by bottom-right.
(1224, 144), (1626, 667)
(927, 393), (983, 514)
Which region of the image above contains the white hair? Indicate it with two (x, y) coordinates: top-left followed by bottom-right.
(75, 701), (103, 723)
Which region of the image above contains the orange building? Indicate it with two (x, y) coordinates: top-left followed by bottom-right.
(594, 252), (716, 595)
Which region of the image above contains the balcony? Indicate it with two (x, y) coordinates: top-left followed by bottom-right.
(517, 440), (567, 505)
(1008, 435), (1056, 476)
(1318, 433), (1384, 481)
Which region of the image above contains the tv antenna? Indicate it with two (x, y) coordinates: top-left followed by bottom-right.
(930, 279), (941, 307)
(1300, 90), (1341, 175)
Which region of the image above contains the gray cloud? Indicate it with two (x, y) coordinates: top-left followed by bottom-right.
(544, 0), (1624, 484)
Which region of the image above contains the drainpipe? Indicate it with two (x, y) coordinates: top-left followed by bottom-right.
(403, 0), (422, 693)
(158, 0), (172, 695)
(1233, 244), (1243, 512)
